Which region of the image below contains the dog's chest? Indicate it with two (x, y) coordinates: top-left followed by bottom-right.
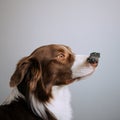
(47, 86), (72, 120)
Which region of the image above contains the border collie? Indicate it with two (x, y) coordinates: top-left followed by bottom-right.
(0, 44), (100, 120)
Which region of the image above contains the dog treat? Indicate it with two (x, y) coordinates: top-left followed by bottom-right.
(87, 52), (100, 64)
(90, 52), (100, 58)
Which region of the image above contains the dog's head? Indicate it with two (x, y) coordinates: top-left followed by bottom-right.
(10, 44), (100, 101)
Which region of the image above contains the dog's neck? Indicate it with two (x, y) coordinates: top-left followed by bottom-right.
(46, 86), (72, 120)
(2, 86), (72, 120)
(29, 86), (72, 120)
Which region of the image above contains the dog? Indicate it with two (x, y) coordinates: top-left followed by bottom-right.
(0, 44), (100, 120)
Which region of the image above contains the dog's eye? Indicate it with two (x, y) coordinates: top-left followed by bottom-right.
(57, 53), (65, 59)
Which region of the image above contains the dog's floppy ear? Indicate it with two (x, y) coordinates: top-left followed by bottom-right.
(10, 57), (30, 87)
(10, 57), (42, 91)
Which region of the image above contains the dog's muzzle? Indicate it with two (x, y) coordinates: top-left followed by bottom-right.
(71, 52), (100, 80)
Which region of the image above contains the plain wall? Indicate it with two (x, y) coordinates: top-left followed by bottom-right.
(0, 0), (120, 120)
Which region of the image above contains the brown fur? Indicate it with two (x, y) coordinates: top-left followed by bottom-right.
(10, 44), (75, 102)
(0, 44), (99, 120)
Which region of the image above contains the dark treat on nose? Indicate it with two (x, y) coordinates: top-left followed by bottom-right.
(87, 52), (100, 64)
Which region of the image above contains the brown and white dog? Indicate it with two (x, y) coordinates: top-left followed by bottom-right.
(0, 44), (100, 120)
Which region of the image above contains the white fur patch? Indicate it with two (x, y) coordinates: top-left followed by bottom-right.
(72, 55), (95, 78)
(29, 86), (72, 120)
(2, 87), (24, 105)
(47, 86), (72, 120)
(29, 94), (49, 120)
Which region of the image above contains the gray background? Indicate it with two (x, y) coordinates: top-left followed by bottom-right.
(0, 0), (120, 120)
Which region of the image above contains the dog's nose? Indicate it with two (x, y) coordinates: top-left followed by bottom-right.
(87, 52), (100, 66)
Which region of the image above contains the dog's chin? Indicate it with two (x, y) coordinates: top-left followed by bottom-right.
(72, 67), (95, 81)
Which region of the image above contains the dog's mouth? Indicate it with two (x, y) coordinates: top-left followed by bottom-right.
(71, 52), (100, 80)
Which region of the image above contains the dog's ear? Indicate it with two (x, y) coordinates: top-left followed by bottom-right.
(10, 57), (42, 91)
(10, 57), (30, 87)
